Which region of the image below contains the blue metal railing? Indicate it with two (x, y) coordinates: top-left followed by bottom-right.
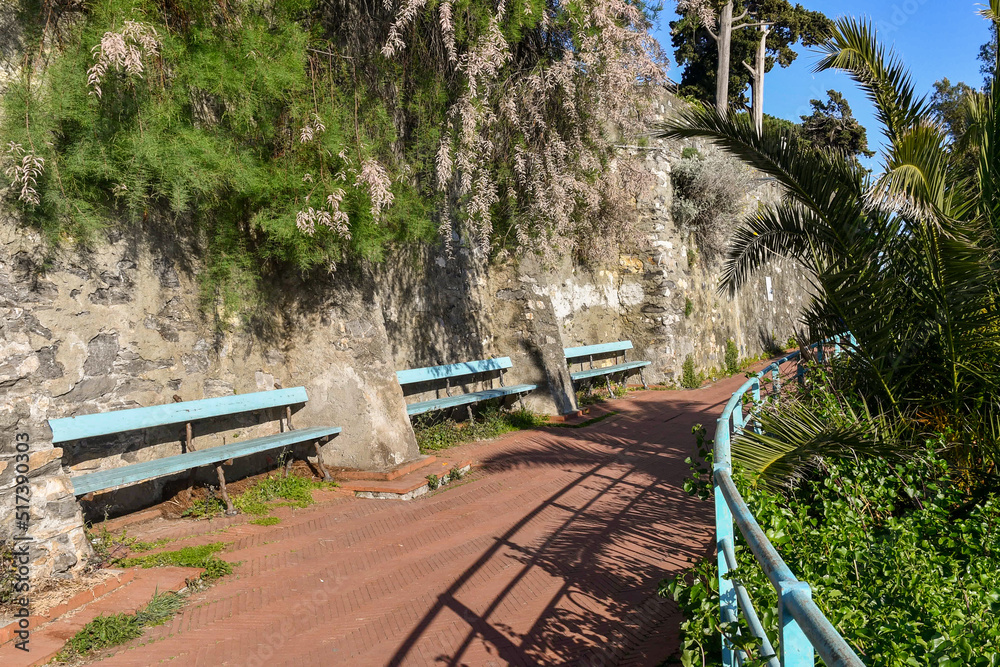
(713, 334), (865, 667)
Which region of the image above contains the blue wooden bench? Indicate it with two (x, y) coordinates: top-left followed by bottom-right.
(564, 341), (650, 392)
(396, 357), (537, 419)
(49, 387), (341, 514)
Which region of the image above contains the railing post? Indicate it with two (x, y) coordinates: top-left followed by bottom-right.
(714, 417), (736, 667)
(778, 581), (813, 667)
(771, 363), (781, 395)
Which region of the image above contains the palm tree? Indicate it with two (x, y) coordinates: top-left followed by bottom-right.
(659, 5), (1000, 483)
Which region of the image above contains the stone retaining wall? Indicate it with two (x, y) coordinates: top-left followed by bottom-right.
(0, 91), (812, 583)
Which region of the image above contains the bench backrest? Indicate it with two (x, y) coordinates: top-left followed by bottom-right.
(564, 341), (633, 360)
(48, 386), (309, 443)
(396, 357), (512, 386)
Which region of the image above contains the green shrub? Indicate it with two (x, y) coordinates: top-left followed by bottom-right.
(684, 297), (694, 318)
(5, 0), (663, 317)
(663, 429), (1000, 666)
(724, 339), (739, 374)
(426, 474), (440, 490)
(681, 355), (699, 388)
(681, 146), (701, 159)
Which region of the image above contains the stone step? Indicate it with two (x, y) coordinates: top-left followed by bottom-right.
(329, 454), (438, 481)
(339, 458), (473, 499)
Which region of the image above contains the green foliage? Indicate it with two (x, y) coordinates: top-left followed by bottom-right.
(665, 426), (1000, 666)
(57, 591), (185, 660)
(681, 354), (699, 389)
(232, 473), (334, 516)
(672, 1), (833, 108)
(412, 407), (546, 454)
(59, 612), (143, 659)
(183, 473), (335, 519)
(930, 77), (980, 177)
(250, 516), (281, 526)
(425, 474), (440, 490)
(182, 497), (226, 519)
(116, 542), (233, 580)
(446, 467), (465, 483)
(799, 90), (875, 160)
(5, 0), (664, 314)
(734, 364), (906, 487)
(684, 297), (694, 318)
(681, 146), (701, 160)
(686, 246), (697, 268)
(724, 339), (739, 374)
(661, 11), (1000, 476)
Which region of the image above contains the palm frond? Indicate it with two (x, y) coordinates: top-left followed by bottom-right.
(814, 17), (929, 144)
(720, 201), (822, 294)
(868, 122), (954, 220)
(734, 393), (906, 488)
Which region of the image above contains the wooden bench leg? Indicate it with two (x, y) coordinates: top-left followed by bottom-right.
(315, 441), (332, 482)
(215, 464), (236, 515)
(183, 422), (196, 502)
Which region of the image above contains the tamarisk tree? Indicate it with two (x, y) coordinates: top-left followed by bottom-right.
(3, 0), (667, 312)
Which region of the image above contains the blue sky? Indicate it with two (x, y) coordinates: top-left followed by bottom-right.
(652, 0), (992, 170)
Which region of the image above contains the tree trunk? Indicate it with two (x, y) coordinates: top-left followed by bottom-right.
(715, 1), (734, 115)
(752, 24), (769, 136)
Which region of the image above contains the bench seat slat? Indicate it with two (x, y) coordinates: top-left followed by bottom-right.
(569, 361), (650, 381)
(69, 425), (341, 497)
(564, 341), (634, 359)
(396, 357), (513, 386)
(49, 387), (310, 444)
(405, 384), (536, 416)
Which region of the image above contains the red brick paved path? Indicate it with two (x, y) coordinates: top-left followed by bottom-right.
(92, 378), (746, 667)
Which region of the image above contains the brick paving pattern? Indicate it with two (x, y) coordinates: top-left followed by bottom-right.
(89, 378), (747, 666)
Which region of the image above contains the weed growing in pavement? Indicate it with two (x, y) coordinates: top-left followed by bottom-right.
(413, 407), (547, 454)
(115, 542), (233, 580)
(56, 590), (185, 661)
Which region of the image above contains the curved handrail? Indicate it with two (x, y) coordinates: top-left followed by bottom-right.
(713, 334), (865, 667)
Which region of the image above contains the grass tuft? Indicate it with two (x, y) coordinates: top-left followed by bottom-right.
(250, 516), (281, 526)
(115, 543), (233, 580)
(56, 591), (184, 661)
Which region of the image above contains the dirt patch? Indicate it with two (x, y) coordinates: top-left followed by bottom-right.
(153, 460), (329, 519)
